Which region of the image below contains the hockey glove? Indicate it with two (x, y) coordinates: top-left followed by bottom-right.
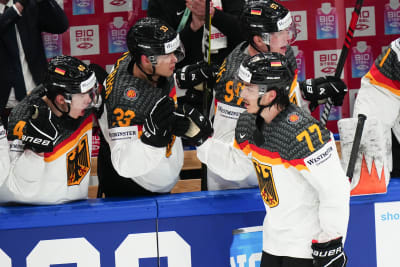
(175, 62), (219, 89)
(312, 237), (347, 267)
(141, 96), (175, 147)
(23, 105), (59, 153)
(173, 104), (213, 146)
(183, 88), (203, 112)
(299, 76), (348, 112)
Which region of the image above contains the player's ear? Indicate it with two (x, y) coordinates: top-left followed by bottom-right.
(141, 54), (151, 65)
(55, 94), (65, 105)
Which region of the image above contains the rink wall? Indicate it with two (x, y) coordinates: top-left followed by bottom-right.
(1, 180), (400, 266)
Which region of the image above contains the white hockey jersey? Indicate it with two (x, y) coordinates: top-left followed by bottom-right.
(206, 104), (350, 258)
(0, 90), (94, 205)
(197, 43), (309, 190)
(98, 53), (183, 193)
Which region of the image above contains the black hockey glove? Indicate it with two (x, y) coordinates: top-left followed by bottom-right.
(312, 237), (347, 267)
(172, 104), (213, 146)
(299, 76), (348, 112)
(183, 88), (203, 113)
(23, 105), (59, 153)
(175, 62), (219, 89)
(141, 96), (175, 148)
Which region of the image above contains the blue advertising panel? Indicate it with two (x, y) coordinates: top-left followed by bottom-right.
(0, 181), (400, 266)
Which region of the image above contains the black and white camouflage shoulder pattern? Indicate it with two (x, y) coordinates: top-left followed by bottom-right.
(214, 42), (249, 107)
(104, 53), (169, 128)
(235, 111), (257, 145)
(374, 40), (400, 81)
(236, 104), (332, 161)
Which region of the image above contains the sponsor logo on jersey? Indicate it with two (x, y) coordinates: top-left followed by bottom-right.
(252, 159), (279, 208)
(217, 104), (241, 120)
(67, 134), (90, 186)
(124, 87), (138, 101)
(109, 126), (138, 141)
(306, 145), (333, 166)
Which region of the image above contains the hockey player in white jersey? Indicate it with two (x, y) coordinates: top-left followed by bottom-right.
(339, 37), (400, 195)
(191, 0), (347, 190)
(202, 52), (350, 266)
(97, 17), (212, 197)
(0, 56), (101, 205)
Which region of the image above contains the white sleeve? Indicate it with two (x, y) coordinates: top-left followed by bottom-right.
(302, 138), (350, 242)
(0, 125), (10, 187)
(99, 111), (183, 192)
(0, 148), (47, 203)
(197, 137), (254, 182)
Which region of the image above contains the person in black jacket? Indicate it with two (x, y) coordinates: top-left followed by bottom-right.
(0, 0), (68, 127)
(148, 0), (244, 68)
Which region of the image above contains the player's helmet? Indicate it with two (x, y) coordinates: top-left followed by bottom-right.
(44, 55), (101, 108)
(240, 0), (296, 46)
(237, 52), (292, 96)
(127, 17), (185, 65)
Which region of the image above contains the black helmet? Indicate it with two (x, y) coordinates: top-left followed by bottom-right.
(127, 17), (185, 64)
(240, 0), (296, 46)
(237, 52), (292, 95)
(44, 55), (100, 107)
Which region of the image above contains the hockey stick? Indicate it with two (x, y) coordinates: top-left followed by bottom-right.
(201, 0), (212, 191)
(320, 0), (364, 125)
(346, 114), (367, 182)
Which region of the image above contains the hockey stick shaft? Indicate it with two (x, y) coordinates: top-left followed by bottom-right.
(320, 0), (364, 125)
(346, 114), (367, 181)
(201, 0), (212, 191)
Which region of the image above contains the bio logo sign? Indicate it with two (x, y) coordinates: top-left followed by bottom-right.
(0, 231), (191, 266)
(291, 11), (308, 41)
(313, 49), (343, 78)
(346, 6), (376, 36)
(70, 25), (100, 56)
(104, 0), (132, 13)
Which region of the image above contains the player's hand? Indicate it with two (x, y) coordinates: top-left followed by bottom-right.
(312, 237), (347, 267)
(23, 105), (59, 153)
(300, 76), (348, 111)
(141, 96), (175, 147)
(172, 104), (213, 146)
(175, 62), (218, 89)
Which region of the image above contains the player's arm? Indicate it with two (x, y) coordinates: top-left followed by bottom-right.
(196, 113), (255, 181)
(99, 96), (184, 192)
(302, 135), (350, 266)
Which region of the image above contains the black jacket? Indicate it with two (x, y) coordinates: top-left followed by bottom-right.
(0, 0), (68, 110)
(148, 0), (245, 68)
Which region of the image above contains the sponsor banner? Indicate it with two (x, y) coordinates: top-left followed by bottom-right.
(346, 6), (376, 37)
(313, 49), (343, 78)
(291, 10), (308, 41)
(70, 25), (100, 56)
(104, 0), (133, 13)
(375, 201), (400, 267)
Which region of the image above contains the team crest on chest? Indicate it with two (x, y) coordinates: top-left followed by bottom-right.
(67, 134), (91, 186)
(252, 159), (279, 208)
(123, 87), (138, 101)
(287, 112), (301, 124)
